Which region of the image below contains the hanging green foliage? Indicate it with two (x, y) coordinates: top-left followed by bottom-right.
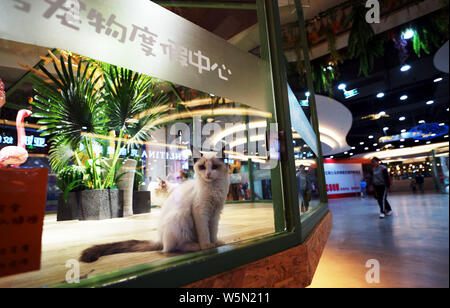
(345, 3), (386, 76)
(311, 61), (339, 95)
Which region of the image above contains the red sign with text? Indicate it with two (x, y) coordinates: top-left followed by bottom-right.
(0, 168), (48, 278)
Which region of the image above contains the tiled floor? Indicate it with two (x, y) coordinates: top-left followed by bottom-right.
(309, 193), (449, 288)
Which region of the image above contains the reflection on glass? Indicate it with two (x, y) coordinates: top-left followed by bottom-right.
(293, 130), (321, 215)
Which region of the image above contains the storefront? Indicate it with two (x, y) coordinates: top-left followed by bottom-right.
(0, 0), (331, 288)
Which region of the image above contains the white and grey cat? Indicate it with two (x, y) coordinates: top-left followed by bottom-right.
(80, 152), (229, 262)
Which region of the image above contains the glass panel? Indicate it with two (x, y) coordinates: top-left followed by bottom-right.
(293, 132), (321, 214)
(0, 0), (284, 287)
(278, 2), (328, 218)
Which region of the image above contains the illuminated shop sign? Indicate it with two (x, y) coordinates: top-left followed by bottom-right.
(0, 128), (47, 148)
(0, 0), (271, 112)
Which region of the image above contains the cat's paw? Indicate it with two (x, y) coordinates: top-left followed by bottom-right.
(215, 240), (226, 246)
(200, 242), (216, 250)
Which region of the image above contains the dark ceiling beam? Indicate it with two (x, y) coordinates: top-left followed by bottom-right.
(152, 1), (257, 10)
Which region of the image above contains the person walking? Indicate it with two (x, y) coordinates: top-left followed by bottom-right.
(371, 157), (393, 218)
(415, 172), (425, 193)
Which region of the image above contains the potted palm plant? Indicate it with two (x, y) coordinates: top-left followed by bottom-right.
(29, 51), (169, 220)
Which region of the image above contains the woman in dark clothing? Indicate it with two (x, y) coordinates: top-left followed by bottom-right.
(371, 157), (393, 218)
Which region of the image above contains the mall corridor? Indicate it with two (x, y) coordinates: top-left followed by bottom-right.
(309, 193), (449, 288)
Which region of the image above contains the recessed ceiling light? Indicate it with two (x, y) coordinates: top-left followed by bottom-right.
(426, 141), (431, 144)
(360, 142), (365, 145)
(364, 147), (369, 150)
(400, 139), (405, 142)
(338, 83), (346, 90)
(400, 64), (411, 72)
(383, 127), (389, 131)
(439, 123), (445, 126)
(399, 116), (406, 121)
(402, 28), (415, 40)
(330, 156), (334, 159)
(368, 135), (374, 139)
(376, 149), (381, 152)
(373, 143), (378, 146)
(401, 129), (407, 133)
(400, 145), (405, 148)
(419, 120), (425, 124)
(376, 92), (385, 98)
(400, 95), (408, 101)
(434, 77), (443, 83)
(351, 146), (356, 150)
(344, 152), (348, 154)
(426, 100), (434, 105)
(415, 140), (419, 143)
(349, 153), (354, 156)
(445, 135), (449, 138)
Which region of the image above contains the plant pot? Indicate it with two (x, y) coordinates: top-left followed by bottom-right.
(132, 191), (151, 214)
(79, 189), (123, 220)
(57, 192), (80, 221)
(117, 159), (137, 217)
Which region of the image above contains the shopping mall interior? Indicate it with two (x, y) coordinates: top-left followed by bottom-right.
(0, 0), (448, 289)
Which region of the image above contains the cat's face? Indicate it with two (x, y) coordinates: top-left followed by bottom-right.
(194, 157), (227, 183)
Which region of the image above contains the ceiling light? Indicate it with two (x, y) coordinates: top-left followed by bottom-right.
(305, 91), (311, 97)
(426, 141), (431, 144)
(351, 146), (356, 150)
(400, 95), (408, 101)
(383, 127), (389, 131)
(419, 120), (425, 124)
(401, 129), (407, 133)
(349, 153), (354, 156)
(376, 92), (385, 98)
(330, 156), (334, 159)
(402, 28), (415, 40)
(400, 64), (411, 72)
(344, 152), (348, 154)
(400, 145), (405, 148)
(426, 100), (434, 105)
(399, 116), (406, 121)
(415, 140), (419, 143)
(439, 123), (445, 126)
(373, 143), (378, 146)
(445, 135), (449, 138)
(434, 77), (443, 83)
(400, 139), (405, 142)
(376, 149), (381, 152)
(364, 147), (369, 150)
(338, 83), (346, 90)
(368, 135), (374, 139)
(360, 142), (365, 145)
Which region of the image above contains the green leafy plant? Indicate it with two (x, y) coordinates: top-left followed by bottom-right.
(57, 165), (85, 202)
(345, 3), (386, 76)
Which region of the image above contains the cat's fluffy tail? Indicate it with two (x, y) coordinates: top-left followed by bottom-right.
(79, 240), (163, 263)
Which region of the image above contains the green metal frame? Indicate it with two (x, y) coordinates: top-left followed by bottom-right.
(47, 0), (329, 288)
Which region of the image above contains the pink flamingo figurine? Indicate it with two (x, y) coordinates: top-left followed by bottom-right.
(0, 109), (32, 167)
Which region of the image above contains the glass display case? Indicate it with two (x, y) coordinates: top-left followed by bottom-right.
(0, 0), (331, 288)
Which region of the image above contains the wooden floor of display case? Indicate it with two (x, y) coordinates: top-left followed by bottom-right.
(0, 202), (275, 288)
